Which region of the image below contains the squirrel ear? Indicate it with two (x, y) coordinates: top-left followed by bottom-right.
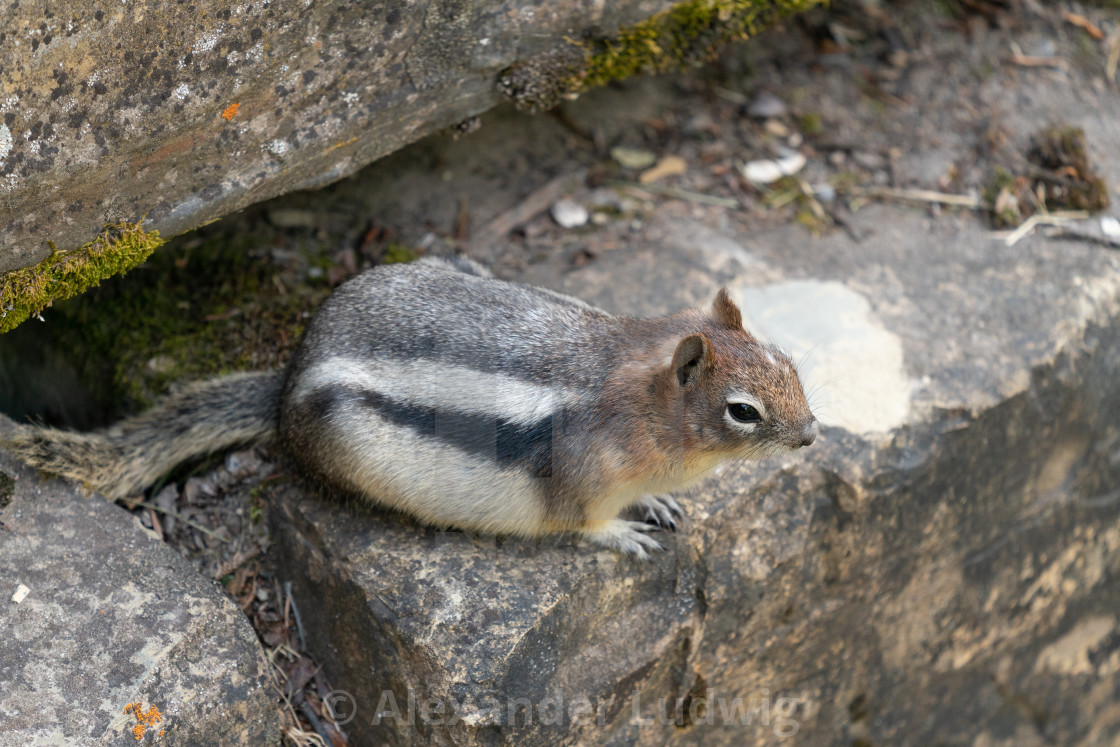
(711, 288), (743, 329)
(671, 333), (712, 386)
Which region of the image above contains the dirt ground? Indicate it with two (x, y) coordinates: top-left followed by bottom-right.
(4, 0), (1119, 743)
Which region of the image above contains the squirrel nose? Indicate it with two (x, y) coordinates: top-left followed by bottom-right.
(799, 419), (819, 447)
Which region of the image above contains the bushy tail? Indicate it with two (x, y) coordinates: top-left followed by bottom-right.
(6, 371), (283, 500)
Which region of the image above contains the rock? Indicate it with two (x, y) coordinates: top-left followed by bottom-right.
(739, 150), (806, 184)
(747, 90), (788, 119)
(851, 150), (887, 171)
(0, 417), (278, 745)
(550, 198), (589, 228)
(0, 0), (813, 277)
(743, 91), (788, 120)
(1102, 216), (1120, 239)
(611, 147), (659, 170)
(267, 202), (1120, 745)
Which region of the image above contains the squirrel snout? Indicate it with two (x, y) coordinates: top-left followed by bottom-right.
(798, 419), (820, 447)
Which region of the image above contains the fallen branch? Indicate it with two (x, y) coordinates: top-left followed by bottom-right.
(992, 211), (1090, 247)
(1063, 11), (1104, 41)
(1108, 29), (1120, 85)
(1008, 41), (1067, 70)
(212, 545), (262, 580)
(854, 187), (984, 209)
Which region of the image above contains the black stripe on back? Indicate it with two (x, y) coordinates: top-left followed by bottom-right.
(309, 385), (555, 478)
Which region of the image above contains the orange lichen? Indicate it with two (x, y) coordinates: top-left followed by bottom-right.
(221, 102), (241, 121)
(124, 702), (163, 741)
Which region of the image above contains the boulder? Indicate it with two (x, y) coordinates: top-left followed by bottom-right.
(0, 0), (818, 328)
(269, 201), (1120, 745)
(0, 417), (278, 745)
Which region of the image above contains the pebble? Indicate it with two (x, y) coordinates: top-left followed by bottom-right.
(813, 183), (836, 203)
(852, 151), (886, 171)
(1028, 38), (1057, 58)
(739, 150), (806, 184)
(610, 147), (657, 170)
(747, 91), (787, 119)
(550, 199), (589, 228)
(1101, 216), (1120, 239)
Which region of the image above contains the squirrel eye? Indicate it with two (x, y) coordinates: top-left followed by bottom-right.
(728, 403), (762, 424)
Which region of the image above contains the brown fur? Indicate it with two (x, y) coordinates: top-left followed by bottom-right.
(7, 372), (282, 500)
(573, 289), (816, 527)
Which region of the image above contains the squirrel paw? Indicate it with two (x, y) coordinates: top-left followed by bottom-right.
(584, 520), (664, 560)
(633, 494), (684, 531)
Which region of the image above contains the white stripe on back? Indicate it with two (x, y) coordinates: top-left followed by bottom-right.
(292, 356), (573, 425)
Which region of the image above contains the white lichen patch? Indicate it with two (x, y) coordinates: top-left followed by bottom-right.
(264, 139), (289, 158)
(0, 124), (12, 164)
(732, 280), (912, 436)
(192, 29), (222, 54)
(173, 83), (190, 101)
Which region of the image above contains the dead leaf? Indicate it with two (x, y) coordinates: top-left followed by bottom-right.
(639, 155), (687, 185)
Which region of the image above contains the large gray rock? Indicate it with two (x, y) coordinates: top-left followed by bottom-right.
(0, 417), (278, 745)
(269, 197), (1120, 745)
(0, 0), (812, 275)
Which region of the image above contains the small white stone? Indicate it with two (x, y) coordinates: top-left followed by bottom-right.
(550, 199), (588, 229)
(12, 584), (30, 604)
(747, 91), (787, 119)
(1100, 216), (1120, 239)
(739, 151), (806, 185)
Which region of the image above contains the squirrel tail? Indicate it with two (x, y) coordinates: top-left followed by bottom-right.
(6, 371), (283, 500)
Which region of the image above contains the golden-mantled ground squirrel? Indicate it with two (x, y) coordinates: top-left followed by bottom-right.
(9, 257), (818, 557)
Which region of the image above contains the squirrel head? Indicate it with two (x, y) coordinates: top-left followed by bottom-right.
(661, 288), (818, 459)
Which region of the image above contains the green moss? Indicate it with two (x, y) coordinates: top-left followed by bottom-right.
(382, 242), (419, 264)
(4, 218), (333, 422)
(576, 0), (823, 90)
(501, 0), (822, 110)
(0, 221), (165, 334)
(983, 166), (1023, 228)
(797, 112), (823, 136)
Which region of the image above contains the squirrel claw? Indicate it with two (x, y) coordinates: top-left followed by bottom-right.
(635, 494), (684, 531)
(585, 520), (665, 560)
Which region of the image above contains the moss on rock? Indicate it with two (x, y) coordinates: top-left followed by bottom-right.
(579, 0), (822, 87)
(501, 0), (823, 110)
(0, 222), (165, 335)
